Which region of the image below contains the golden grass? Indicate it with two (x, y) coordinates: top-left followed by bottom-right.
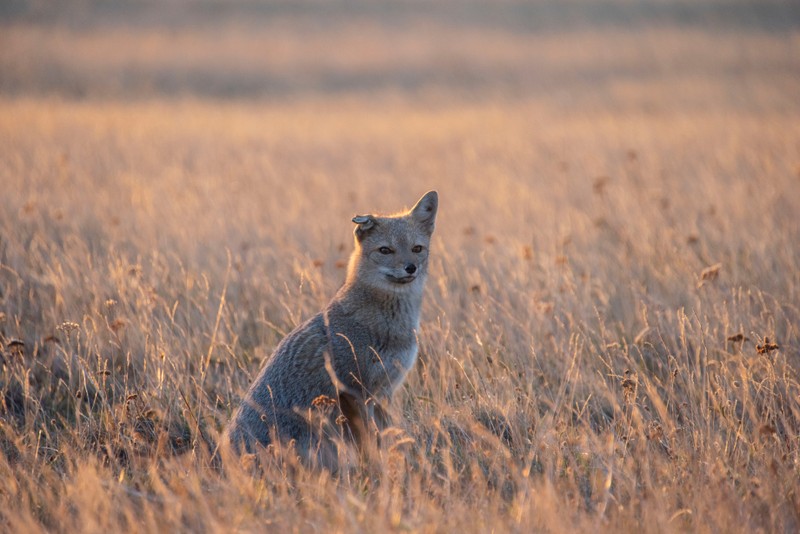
(2, 1), (800, 532)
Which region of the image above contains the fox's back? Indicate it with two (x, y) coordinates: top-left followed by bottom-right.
(225, 313), (333, 453)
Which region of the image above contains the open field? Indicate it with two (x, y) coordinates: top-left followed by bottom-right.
(2, 1), (800, 532)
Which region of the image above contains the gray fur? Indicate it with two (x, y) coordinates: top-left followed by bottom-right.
(225, 191), (438, 464)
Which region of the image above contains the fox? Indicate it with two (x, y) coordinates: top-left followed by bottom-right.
(224, 190), (438, 466)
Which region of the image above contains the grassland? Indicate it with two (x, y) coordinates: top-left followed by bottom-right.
(1, 1), (800, 532)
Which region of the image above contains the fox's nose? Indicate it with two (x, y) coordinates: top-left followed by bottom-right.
(404, 263), (417, 274)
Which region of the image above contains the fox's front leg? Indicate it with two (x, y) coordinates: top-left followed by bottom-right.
(368, 397), (392, 431)
(338, 392), (391, 457)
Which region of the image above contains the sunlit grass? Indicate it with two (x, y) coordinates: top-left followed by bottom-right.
(1, 1), (800, 530)
(2, 95), (798, 532)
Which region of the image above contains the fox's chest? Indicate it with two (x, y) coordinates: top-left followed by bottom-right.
(371, 338), (418, 396)
(383, 339), (418, 373)
(335, 323), (418, 396)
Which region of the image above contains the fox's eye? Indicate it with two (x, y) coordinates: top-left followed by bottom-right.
(412, 245), (423, 253)
(378, 246), (393, 255)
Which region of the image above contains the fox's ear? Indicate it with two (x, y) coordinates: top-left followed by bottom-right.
(352, 215), (376, 241)
(410, 190), (438, 233)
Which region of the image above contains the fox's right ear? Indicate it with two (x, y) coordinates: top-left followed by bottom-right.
(352, 215), (376, 241)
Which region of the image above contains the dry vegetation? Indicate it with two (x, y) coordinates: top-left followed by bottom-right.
(2, 1), (800, 532)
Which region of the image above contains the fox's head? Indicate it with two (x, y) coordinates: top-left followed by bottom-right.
(347, 191), (438, 293)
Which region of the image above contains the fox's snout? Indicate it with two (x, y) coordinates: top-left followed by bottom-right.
(404, 263), (417, 274)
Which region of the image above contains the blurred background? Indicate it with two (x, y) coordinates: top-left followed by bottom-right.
(2, 0), (799, 113)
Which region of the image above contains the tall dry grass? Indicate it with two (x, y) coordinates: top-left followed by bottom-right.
(2, 1), (800, 532)
(2, 97), (798, 532)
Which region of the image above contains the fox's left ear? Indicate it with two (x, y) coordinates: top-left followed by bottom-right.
(410, 190), (438, 233)
(352, 215), (377, 241)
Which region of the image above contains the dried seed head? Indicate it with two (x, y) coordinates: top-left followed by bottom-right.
(311, 395), (337, 408)
(759, 424), (777, 436)
(697, 263), (722, 288)
(756, 338), (779, 354)
(522, 246), (533, 260)
(647, 421), (664, 441)
(57, 322), (81, 341)
(621, 370), (638, 403)
(6, 339), (25, 358)
(727, 333), (749, 343)
(593, 176), (610, 195)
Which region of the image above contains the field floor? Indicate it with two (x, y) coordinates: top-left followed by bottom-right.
(2, 1), (800, 532)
